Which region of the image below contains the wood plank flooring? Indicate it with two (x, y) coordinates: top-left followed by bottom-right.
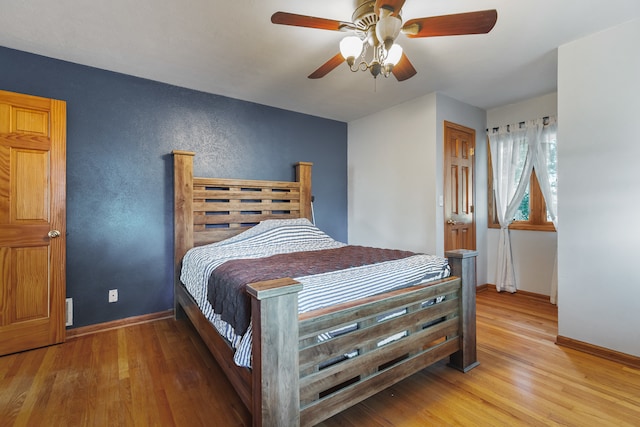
(1, 291), (639, 426)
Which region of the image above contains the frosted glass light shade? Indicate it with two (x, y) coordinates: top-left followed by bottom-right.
(376, 15), (402, 50)
(385, 44), (403, 66)
(340, 36), (363, 59)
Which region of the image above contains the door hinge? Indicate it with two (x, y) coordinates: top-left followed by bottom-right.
(469, 147), (475, 156)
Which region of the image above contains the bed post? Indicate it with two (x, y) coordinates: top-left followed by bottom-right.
(247, 278), (304, 427)
(295, 162), (313, 222)
(445, 249), (480, 372)
(172, 150), (195, 318)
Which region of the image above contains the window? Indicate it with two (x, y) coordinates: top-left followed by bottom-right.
(487, 136), (557, 232)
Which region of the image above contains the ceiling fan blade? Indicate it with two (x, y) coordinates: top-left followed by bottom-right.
(308, 53), (345, 79)
(374, 0), (406, 16)
(403, 10), (497, 38)
(271, 11), (351, 31)
(392, 53), (417, 81)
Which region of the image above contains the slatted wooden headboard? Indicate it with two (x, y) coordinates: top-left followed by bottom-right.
(172, 150), (313, 276)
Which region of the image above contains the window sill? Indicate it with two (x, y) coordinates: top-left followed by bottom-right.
(488, 223), (556, 232)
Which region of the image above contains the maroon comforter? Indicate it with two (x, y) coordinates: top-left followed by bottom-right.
(207, 245), (416, 335)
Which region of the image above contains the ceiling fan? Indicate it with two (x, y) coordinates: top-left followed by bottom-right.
(271, 0), (497, 81)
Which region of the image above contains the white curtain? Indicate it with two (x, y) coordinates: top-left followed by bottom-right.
(489, 117), (558, 295)
(489, 123), (536, 293)
(531, 117), (558, 303)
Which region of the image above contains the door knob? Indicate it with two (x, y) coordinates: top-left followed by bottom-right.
(48, 230), (61, 238)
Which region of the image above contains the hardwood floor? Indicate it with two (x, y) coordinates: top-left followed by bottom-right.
(1, 291), (639, 426)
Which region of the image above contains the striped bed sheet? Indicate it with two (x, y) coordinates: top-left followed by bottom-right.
(180, 218), (450, 367)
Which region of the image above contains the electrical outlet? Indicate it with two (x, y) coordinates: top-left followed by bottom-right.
(108, 289), (118, 303)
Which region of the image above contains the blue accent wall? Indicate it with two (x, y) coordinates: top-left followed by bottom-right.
(0, 46), (348, 328)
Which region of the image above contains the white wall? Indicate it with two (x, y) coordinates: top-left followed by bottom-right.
(558, 18), (640, 356)
(348, 92), (488, 285)
(486, 93), (558, 296)
(348, 93), (439, 254)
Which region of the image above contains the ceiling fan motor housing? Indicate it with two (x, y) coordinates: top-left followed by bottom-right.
(352, 1), (379, 45)
(353, 1), (402, 49)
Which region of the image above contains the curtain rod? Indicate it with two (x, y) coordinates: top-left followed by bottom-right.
(486, 116), (551, 133)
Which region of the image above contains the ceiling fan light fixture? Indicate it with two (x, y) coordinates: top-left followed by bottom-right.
(385, 43), (403, 66)
(340, 36), (363, 65)
(376, 13), (402, 50)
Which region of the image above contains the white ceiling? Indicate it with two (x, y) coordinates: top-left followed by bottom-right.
(1, 0), (639, 122)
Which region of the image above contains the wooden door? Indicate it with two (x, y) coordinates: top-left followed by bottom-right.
(444, 121), (476, 251)
(0, 90), (66, 356)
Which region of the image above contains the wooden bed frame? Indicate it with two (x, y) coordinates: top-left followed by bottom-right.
(172, 150), (479, 426)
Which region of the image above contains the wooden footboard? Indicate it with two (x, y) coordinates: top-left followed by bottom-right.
(245, 250), (478, 427)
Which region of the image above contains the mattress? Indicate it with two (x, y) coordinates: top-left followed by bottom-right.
(180, 218), (450, 367)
